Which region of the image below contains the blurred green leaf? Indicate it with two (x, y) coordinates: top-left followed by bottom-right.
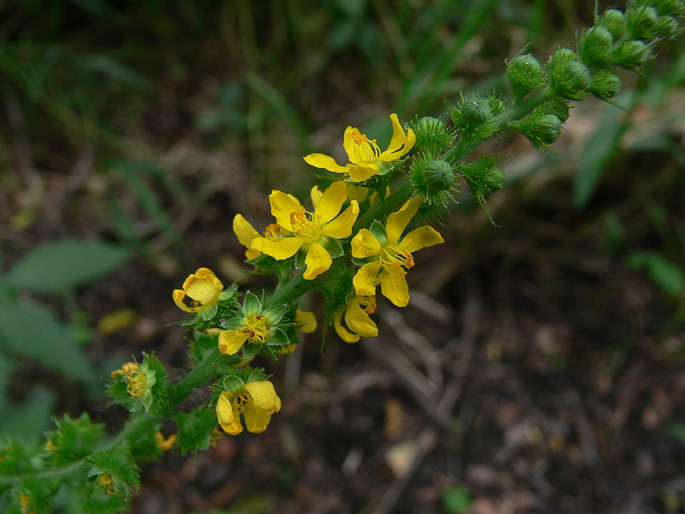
(627, 251), (685, 296)
(0, 351), (16, 412)
(0, 298), (97, 382)
(442, 485), (472, 514)
(665, 423), (685, 445)
(0, 386), (57, 440)
(4, 239), (130, 294)
(73, 55), (152, 91)
(573, 105), (626, 210)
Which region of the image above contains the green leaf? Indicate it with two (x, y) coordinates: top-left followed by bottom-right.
(627, 251), (685, 296)
(0, 298), (97, 382)
(572, 106), (626, 210)
(4, 239), (130, 294)
(0, 386), (56, 440)
(441, 486), (472, 514)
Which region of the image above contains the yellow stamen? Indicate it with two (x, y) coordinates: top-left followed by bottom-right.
(123, 371), (147, 397)
(238, 314), (270, 345)
(379, 245), (415, 276)
(348, 131), (381, 164)
(264, 224), (280, 238)
(289, 208), (322, 243)
(96, 474), (118, 495)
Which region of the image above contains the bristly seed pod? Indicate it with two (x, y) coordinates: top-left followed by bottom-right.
(541, 98), (570, 123)
(410, 156), (457, 208)
(548, 48), (591, 100)
(449, 97), (496, 138)
(588, 69), (622, 99)
(578, 26), (614, 67)
(611, 39), (651, 70)
(654, 15), (680, 37)
(598, 9), (627, 40)
(411, 116), (456, 153)
(512, 112), (563, 148)
(458, 154), (506, 212)
(507, 53), (545, 102)
(626, 5), (659, 39)
(652, 0), (685, 17)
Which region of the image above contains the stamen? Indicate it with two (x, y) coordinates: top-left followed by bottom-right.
(380, 245), (415, 275)
(288, 208), (322, 243)
(238, 314), (271, 345)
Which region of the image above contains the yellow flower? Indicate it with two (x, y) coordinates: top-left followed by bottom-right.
(351, 196), (443, 307)
(110, 362), (138, 380)
(251, 181), (359, 280)
(334, 295), (378, 343)
(278, 310), (319, 354)
(233, 215), (286, 260)
(154, 432), (176, 452)
(173, 268), (224, 320)
(96, 473), (118, 495)
(218, 292), (288, 357)
(20, 494), (35, 514)
(304, 113), (416, 182)
(216, 380), (281, 435)
(112, 360), (156, 411)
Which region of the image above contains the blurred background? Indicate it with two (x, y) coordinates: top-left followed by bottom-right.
(0, 1), (684, 513)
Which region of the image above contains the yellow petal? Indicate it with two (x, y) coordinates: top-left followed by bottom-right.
(343, 126), (361, 163)
(244, 381), (279, 411)
(217, 392), (236, 431)
(380, 270), (410, 307)
(351, 228), (382, 258)
(185, 275), (222, 305)
(303, 241), (332, 280)
(310, 185), (323, 209)
(399, 226), (444, 253)
(386, 196), (422, 245)
(252, 236), (303, 260)
(304, 153), (350, 174)
(233, 214), (260, 248)
(345, 299), (379, 337)
(296, 310), (318, 333)
(245, 248), (261, 259)
(347, 163), (380, 182)
(377, 113), (416, 161)
(218, 330), (250, 355)
(314, 181), (347, 225)
(242, 404), (273, 433)
(269, 190), (303, 230)
(321, 200), (359, 239)
(353, 261), (382, 296)
(172, 290), (196, 312)
(334, 310), (361, 343)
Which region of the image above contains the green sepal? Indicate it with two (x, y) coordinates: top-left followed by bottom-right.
(294, 245), (307, 269)
(318, 236), (343, 259)
(241, 342), (262, 360)
(86, 447), (141, 500)
(141, 353), (171, 417)
(266, 327), (289, 347)
(200, 303), (218, 321)
(128, 423), (164, 464)
(243, 292), (262, 316)
(369, 221), (388, 247)
(174, 407), (218, 456)
(222, 316), (245, 331)
(263, 304), (286, 325)
(44, 413), (106, 466)
(222, 375), (245, 394)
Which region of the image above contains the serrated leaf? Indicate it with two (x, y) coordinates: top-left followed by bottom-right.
(4, 239), (130, 294)
(0, 298), (97, 382)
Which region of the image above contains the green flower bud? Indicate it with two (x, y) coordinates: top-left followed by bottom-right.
(541, 98), (570, 122)
(578, 26), (614, 66)
(588, 69), (622, 99)
(412, 116), (456, 153)
(653, 0), (684, 16)
(626, 5), (659, 39)
(449, 97), (495, 138)
(458, 156), (505, 200)
(483, 166), (505, 192)
(611, 39), (651, 70)
(599, 9), (626, 40)
(549, 48), (591, 100)
(654, 15), (680, 37)
(410, 156), (456, 207)
(507, 53), (545, 102)
(461, 99), (490, 127)
(513, 113), (562, 147)
(487, 96), (507, 116)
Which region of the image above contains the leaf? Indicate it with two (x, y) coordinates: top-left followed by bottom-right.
(627, 251), (685, 296)
(4, 239), (130, 294)
(0, 386), (57, 440)
(572, 106), (626, 210)
(0, 298), (97, 382)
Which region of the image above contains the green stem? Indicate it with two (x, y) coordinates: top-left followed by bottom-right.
(353, 182), (413, 232)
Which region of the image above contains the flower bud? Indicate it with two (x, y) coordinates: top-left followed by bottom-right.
(578, 26), (614, 66)
(458, 155), (505, 201)
(588, 69), (622, 99)
(449, 97), (494, 137)
(412, 116), (456, 153)
(653, 0), (684, 16)
(483, 166), (506, 192)
(598, 9), (626, 40)
(654, 15), (680, 37)
(549, 48), (591, 100)
(541, 98), (570, 122)
(611, 39), (651, 70)
(626, 5), (659, 39)
(513, 113), (562, 147)
(410, 157), (456, 207)
(507, 54), (545, 102)
(487, 96), (507, 116)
